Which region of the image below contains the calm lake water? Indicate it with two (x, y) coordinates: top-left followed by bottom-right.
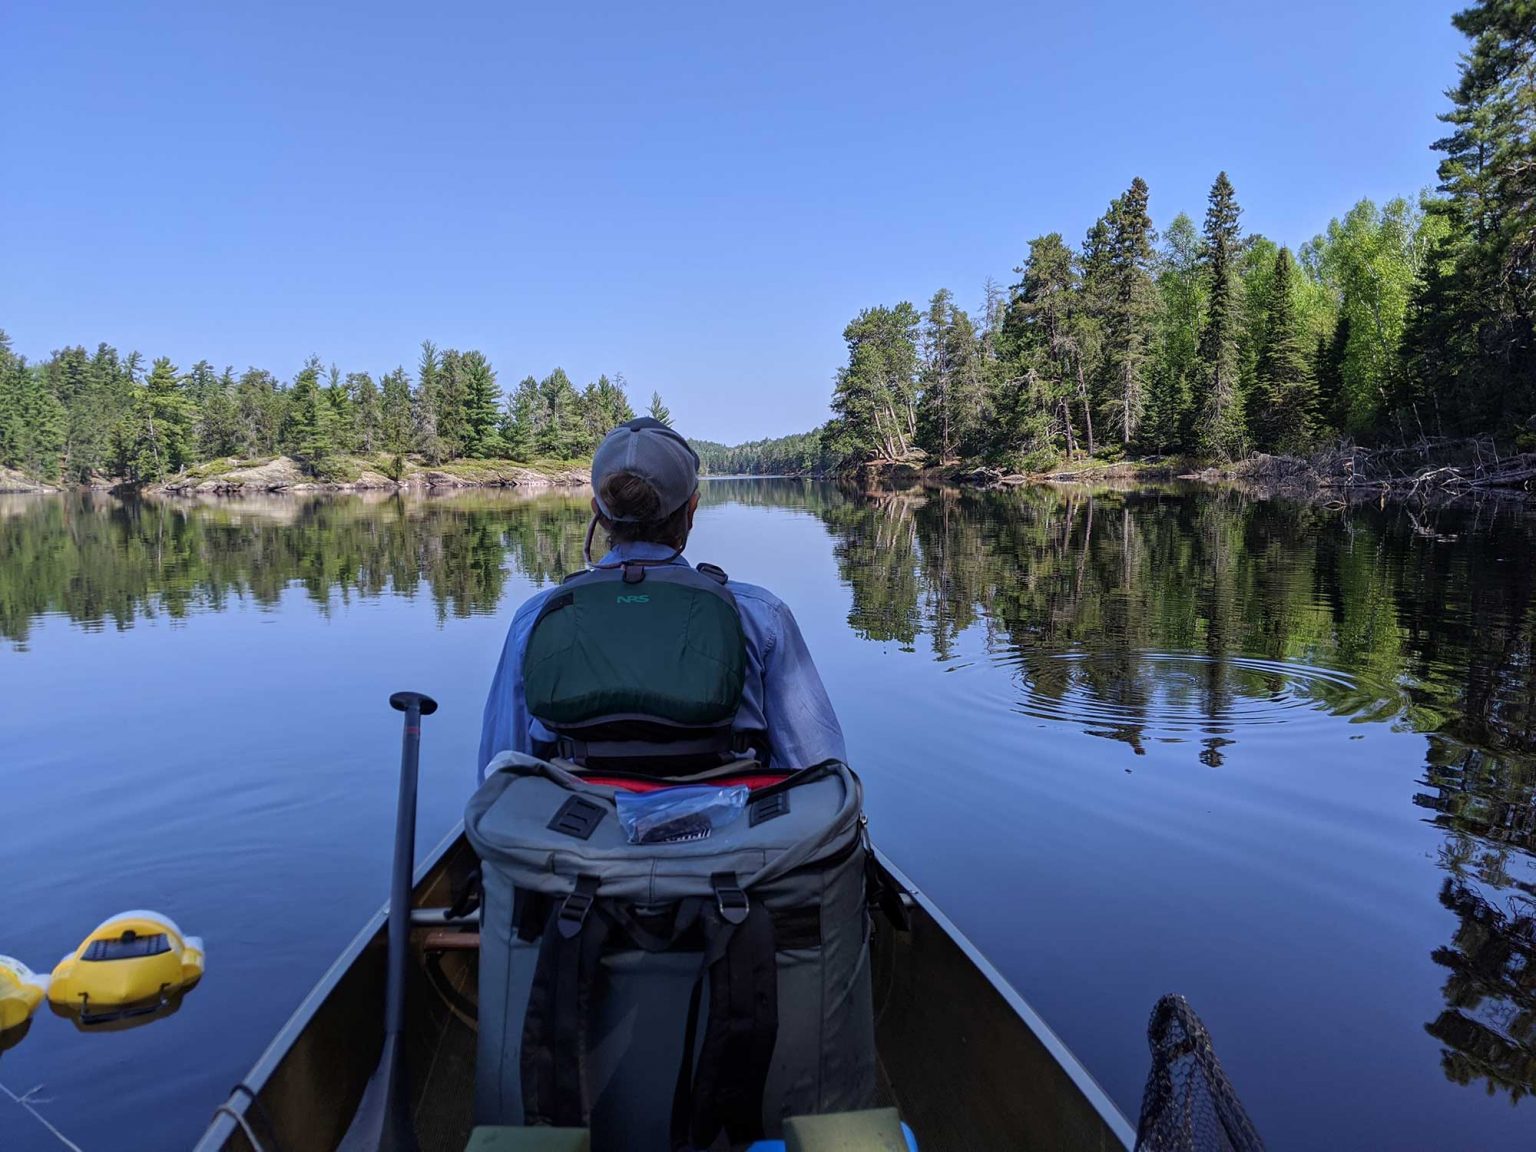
(1, 480), (1533, 1151)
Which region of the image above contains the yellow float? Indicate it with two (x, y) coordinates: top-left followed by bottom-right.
(0, 956), (48, 1033)
(48, 911), (204, 1015)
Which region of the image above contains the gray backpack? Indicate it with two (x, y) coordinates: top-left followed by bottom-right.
(465, 752), (877, 1151)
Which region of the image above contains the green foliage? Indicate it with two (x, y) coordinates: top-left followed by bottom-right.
(459, 351), (503, 457)
(1400, 0), (1536, 434)
(1142, 213), (1203, 453)
(827, 303), (921, 462)
(112, 356), (195, 483)
(693, 429), (837, 475)
(348, 372), (382, 454)
(1095, 177), (1158, 446)
(284, 356), (340, 478)
(379, 367), (413, 454)
(649, 391), (672, 426)
(1194, 172), (1246, 460)
(917, 289), (987, 461)
(1249, 247), (1320, 452)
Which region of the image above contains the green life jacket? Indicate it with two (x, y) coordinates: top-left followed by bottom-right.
(522, 560), (756, 772)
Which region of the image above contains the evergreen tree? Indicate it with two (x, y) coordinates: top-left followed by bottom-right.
(116, 357), (194, 482)
(1102, 177), (1158, 447)
(917, 289), (986, 461)
(580, 374), (635, 446)
(414, 340), (446, 462)
(1315, 314), (1352, 434)
(1404, 0), (1536, 429)
(235, 368), (285, 456)
(460, 351), (503, 456)
(379, 368), (414, 455)
(435, 348), (470, 458)
(536, 368), (586, 459)
(324, 363), (357, 454)
(198, 367), (244, 458)
(1249, 247), (1318, 452)
(503, 375), (544, 459)
(284, 356), (339, 477)
(998, 233), (1092, 459)
(826, 303), (921, 461)
(648, 391), (672, 426)
(349, 372), (382, 454)
(1193, 172), (1245, 458)
(1144, 214), (1203, 453)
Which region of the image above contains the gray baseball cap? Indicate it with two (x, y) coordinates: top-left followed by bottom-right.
(590, 417), (699, 521)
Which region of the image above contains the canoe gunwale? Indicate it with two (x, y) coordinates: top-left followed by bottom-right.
(192, 824), (466, 1152)
(872, 847), (1135, 1149)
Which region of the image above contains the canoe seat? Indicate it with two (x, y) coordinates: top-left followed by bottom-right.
(748, 1108), (918, 1152)
(465, 1127), (589, 1151)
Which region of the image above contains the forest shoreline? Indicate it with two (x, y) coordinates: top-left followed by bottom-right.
(849, 438), (1536, 504)
(0, 455), (591, 497)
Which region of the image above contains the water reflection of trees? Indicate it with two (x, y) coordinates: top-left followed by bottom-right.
(0, 489), (594, 646)
(808, 480), (1536, 1102)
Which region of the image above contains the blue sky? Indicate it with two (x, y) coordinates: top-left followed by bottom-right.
(1, 1), (1462, 443)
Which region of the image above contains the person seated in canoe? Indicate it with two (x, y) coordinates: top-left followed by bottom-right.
(479, 416), (846, 778)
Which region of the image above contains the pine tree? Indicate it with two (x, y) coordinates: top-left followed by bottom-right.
(536, 368), (586, 459)
(1249, 247), (1318, 452)
(1102, 177), (1157, 447)
(827, 304), (922, 461)
(414, 340), (446, 462)
(648, 391), (672, 426)
(116, 357), (194, 482)
(236, 368), (285, 456)
(379, 368), (414, 455)
(917, 289), (986, 461)
(998, 234), (1092, 459)
(435, 349), (470, 459)
(503, 375), (544, 459)
(349, 372), (382, 454)
(198, 367), (244, 458)
(285, 356), (339, 477)
(1144, 214), (1203, 453)
(1315, 314), (1352, 434)
(460, 351), (503, 457)
(581, 375), (635, 446)
(1193, 172), (1245, 458)
(324, 363), (357, 454)
(1404, 0), (1536, 428)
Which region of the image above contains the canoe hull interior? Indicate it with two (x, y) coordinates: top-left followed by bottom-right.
(198, 831), (1131, 1152)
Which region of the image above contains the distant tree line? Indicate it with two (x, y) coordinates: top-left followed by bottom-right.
(821, 0), (1534, 470)
(693, 430), (837, 476)
(0, 334), (677, 484)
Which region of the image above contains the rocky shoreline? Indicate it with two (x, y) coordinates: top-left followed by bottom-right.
(150, 456), (591, 496)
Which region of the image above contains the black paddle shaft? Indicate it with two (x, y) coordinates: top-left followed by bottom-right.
(385, 691), (436, 1038)
(337, 691), (438, 1152)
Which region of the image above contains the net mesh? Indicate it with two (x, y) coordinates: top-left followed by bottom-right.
(1134, 994), (1266, 1152)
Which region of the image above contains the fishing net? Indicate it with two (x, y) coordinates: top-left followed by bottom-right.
(1134, 994), (1266, 1152)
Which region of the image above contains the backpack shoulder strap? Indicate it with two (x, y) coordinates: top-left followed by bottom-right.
(520, 875), (609, 1127)
(671, 873), (779, 1150)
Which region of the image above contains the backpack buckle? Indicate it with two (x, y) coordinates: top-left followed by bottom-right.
(711, 872), (749, 925)
(557, 875), (600, 938)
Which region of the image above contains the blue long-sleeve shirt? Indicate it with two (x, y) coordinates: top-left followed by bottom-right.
(479, 540), (847, 779)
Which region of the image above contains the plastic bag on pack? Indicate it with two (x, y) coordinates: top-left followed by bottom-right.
(614, 785), (749, 844)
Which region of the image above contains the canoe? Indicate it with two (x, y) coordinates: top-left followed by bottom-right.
(194, 827), (1136, 1152)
